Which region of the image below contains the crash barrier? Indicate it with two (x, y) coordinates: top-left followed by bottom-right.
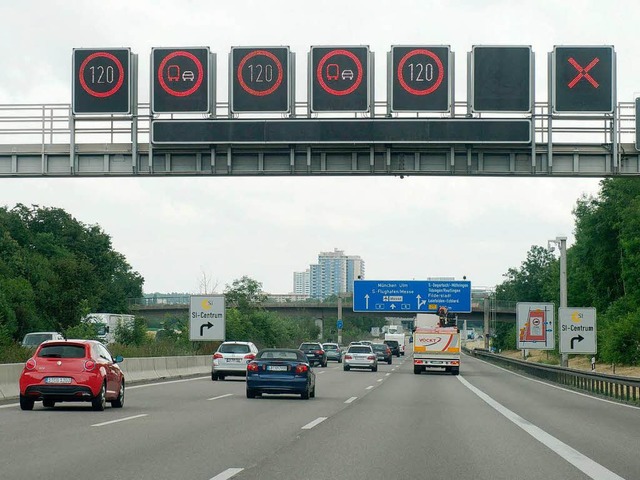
(464, 348), (640, 406)
(0, 355), (211, 400)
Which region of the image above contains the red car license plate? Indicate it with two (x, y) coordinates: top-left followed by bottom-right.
(45, 377), (72, 384)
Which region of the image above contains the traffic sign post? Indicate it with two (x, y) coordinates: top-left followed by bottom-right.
(353, 280), (471, 313)
(310, 45), (371, 113)
(230, 47), (291, 113)
(152, 47), (212, 114)
(470, 45), (533, 113)
(189, 295), (225, 341)
(389, 45), (452, 112)
(552, 45), (615, 114)
(559, 308), (597, 354)
(73, 48), (132, 114)
(516, 303), (555, 350)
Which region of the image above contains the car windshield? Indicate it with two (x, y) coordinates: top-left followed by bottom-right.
(300, 343), (320, 349)
(218, 344), (250, 354)
(348, 346), (371, 354)
(22, 334), (53, 346)
(38, 345), (86, 359)
(257, 350), (303, 361)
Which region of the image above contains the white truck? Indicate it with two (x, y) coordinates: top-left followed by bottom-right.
(83, 313), (135, 344)
(413, 313), (461, 375)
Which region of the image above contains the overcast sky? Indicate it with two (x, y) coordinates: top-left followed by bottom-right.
(1, 0), (637, 295)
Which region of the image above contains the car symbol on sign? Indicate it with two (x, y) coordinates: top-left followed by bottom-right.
(182, 70), (195, 82)
(341, 69), (354, 80)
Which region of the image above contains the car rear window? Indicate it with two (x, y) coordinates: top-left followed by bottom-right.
(384, 340), (399, 347)
(257, 350), (304, 361)
(218, 343), (250, 354)
(300, 343), (320, 349)
(323, 344), (338, 350)
(372, 344), (387, 351)
(348, 346), (372, 354)
(38, 345), (86, 359)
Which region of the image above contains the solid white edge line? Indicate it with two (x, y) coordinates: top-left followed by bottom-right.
(209, 467), (244, 480)
(469, 354), (640, 410)
(207, 394), (233, 401)
(127, 376), (209, 390)
(301, 416), (328, 430)
(365, 385), (374, 390)
(457, 376), (626, 480)
(345, 396), (358, 404)
(91, 414), (148, 427)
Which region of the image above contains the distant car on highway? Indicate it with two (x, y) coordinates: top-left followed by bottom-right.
(322, 342), (343, 363)
(19, 339), (125, 411)
(372, 343), (393, 364)
(343, 344), (378, 372)
(212, 341), (258, 381)
(383, 339), (400, 357)
(246, 348), (316, 399)
(21, 332), (65, 348)
(298, 342), (327, 367)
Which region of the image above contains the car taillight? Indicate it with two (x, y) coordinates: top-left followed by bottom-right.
(213, 352), (223, 359)
(367, 355), (376, 360)
(84, 360), (96, 371)
(247, 362), (259, 372)
(244, 353), (255, 360)
(295, 364), (308, 374)
(344, 355), (353, 360)
(315, 350), (324, 355)
(25, 358), (36, 370)
(386, 349), (391, 354)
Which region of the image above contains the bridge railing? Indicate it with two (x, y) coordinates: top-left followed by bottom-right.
(465, 347), (640, 405)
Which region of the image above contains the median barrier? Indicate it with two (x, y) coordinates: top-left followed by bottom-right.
(0, 355), (211, 400)
(0, 363), (23, 399)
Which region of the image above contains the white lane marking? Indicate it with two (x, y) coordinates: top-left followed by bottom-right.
(0, 403), (18, 409)
(457, 376), (626, 480)
(377, 379), (383, 382)
(391, 368), (396, 372)
(209, 468), (244, 480)
(207, 394), (233, 401)
(345, 396), (358, 404)
(366, 386), (374, 390)
(128, 376), (208, 390)
(317, 371), (326, 374)
(301, 417), (328, 430)
(470, 355), (640, 410)
(91, 414), (148, 427)
(385, 373), (391, 376)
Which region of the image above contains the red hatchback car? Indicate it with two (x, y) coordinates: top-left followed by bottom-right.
(19, 339), (125, 411)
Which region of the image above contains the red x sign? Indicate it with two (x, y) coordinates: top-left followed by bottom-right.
(567, 57), (600, 89)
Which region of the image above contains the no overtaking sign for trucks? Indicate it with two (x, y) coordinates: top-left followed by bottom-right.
(189, 295), (225, 341)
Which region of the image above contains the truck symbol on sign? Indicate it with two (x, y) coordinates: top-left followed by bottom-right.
(326, 63), (339, 80)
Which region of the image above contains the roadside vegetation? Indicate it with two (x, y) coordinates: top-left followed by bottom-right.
(491, 177), (640, 367)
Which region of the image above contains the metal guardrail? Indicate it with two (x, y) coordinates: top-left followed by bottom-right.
(465, 347), (640, 405)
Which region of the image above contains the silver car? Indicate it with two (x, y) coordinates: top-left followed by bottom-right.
(212, 341), (258, 381)
(343, 345), (377, 372)
(322, 343), (343, 363)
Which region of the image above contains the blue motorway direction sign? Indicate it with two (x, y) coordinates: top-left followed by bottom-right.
(353, 280), (471, 313)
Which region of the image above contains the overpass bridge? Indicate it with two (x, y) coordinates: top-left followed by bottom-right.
(128, 297), (517, 329)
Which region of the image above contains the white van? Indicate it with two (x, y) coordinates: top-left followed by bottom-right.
(21, 332), (65, 348)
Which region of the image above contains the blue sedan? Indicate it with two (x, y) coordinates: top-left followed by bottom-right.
(246, 349), (316, 400)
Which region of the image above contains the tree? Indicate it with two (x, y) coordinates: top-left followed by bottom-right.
(224, 276), (267, 313)
(495, 245), (556, 302)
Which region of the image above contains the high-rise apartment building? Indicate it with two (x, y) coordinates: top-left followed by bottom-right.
(295, 248), (365, 300)
(293, 270), (310, 295)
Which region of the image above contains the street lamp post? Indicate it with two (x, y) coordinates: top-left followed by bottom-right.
(549, 236), (568, 367)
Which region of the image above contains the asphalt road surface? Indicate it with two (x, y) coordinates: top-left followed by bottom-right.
(1, 354), (638, 480)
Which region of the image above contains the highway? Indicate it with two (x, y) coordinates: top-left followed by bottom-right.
(1, 354), (638, 480)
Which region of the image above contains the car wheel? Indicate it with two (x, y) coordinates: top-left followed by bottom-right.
(246, 389), (257, 399)
(310, 385), (316, 398)
(219, 374), (225, 381)
(343, 365), (350, 371)
(111, 381), (125, 408)
(414, 366), (422, 375)
(372, 366), (378, 372)
(452, 367), (460, 376)
(322, 360), (327, 368)
(20, 395), (34, 411)
(388, 359), (392, 365)
(338, 358), (342, 364)
(301, 385), (310, 400)
(211, 372), (219, 381)
(43, 399), (55, 408)
(92, 383), (106, 411)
